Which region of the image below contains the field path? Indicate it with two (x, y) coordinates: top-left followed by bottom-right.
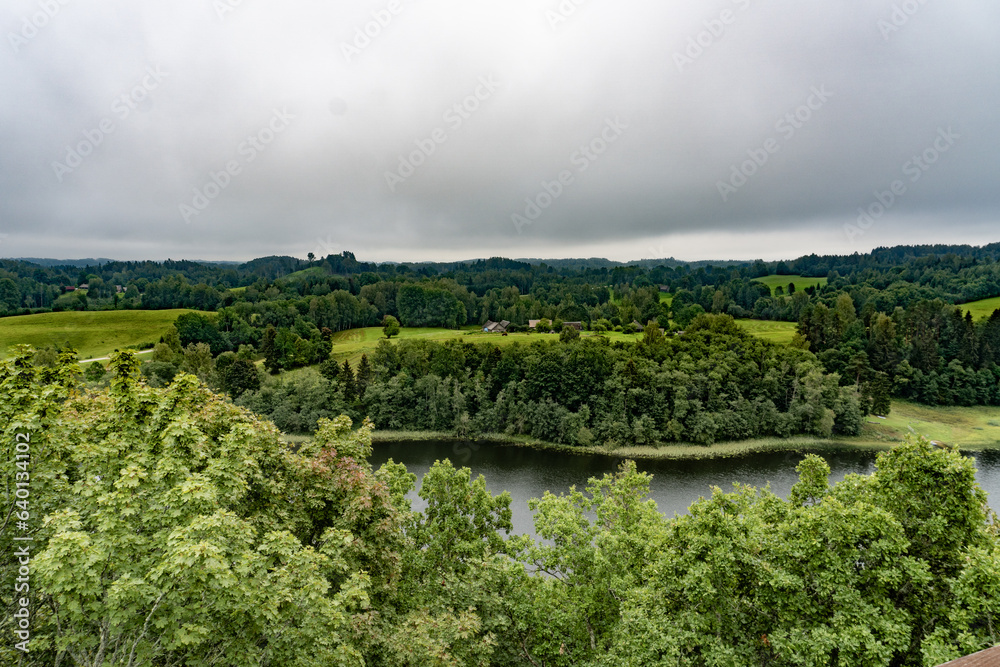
(79, 349), (154, 364)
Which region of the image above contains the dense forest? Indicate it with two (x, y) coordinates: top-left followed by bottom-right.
(2, 350), (998, 666)
(9, 243), (1000, 422)
(229, 315), (866, 445)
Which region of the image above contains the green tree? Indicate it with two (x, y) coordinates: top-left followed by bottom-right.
(559, 326), (580, 343)
(1, 350), (404, 666)
(382, 314), (401, 339)
(225, 358), (261, 397)
(355, 354), (373, 398)
(340, 359), (356, 401)
(84, 361), (106, 383)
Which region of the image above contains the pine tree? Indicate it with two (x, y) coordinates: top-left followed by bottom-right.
(340, 359), (356, 401)
(355, 354), (373, 398)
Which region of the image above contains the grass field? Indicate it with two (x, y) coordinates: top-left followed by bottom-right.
(752, 274), (828, 295)
(863, 400), (1000, 448)
(368, 399), (1000, 460)
(328, 319), (797, 365)
(0, 310), (199, 361)
(329, 327), (567, 365)
(962, 296), (1000, 320)
(735, 319), (798, 344)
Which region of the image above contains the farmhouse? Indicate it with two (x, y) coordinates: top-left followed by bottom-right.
(482, 320), (510, 333)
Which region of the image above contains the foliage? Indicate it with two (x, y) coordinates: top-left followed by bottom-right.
(1, 348), (998, 666)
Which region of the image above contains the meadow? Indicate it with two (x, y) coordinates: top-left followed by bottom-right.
(752, 273), (828, 295)
(962, 295), (1000, 320)
(0, 309), (198, 361)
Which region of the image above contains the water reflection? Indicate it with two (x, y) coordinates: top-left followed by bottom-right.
(370, 441), (1000, 538)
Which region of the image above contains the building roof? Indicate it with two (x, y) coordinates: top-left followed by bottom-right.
(937, 645), (1000, 666)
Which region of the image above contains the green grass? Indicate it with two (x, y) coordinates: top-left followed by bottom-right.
(864, 400), (1000, 448)
(0, 310), (200, 361)
(659, 292), (672, 306)
(962, 296), (1000, 320)
(735, 319), (798, 344)
(752, 274), (828, 296)
(368, 399), (1000, 461)
(283, 267), (330, 282)
(330, 327), (566, 365)
(328, 319), (798, 365)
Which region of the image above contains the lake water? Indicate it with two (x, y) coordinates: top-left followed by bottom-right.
(370, 440), (1000, 537)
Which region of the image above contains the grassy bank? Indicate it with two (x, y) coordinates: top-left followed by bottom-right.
(369, 430), (894, 460)
(366, 400), (999, 460)
(963, 296), (1000, 320)
(0, 309), (199, 361)
(752, 274), (828, 295)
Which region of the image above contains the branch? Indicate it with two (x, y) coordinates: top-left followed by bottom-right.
(126, 591), (166, 667)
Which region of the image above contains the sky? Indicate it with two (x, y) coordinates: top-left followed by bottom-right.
(1, 0), (998, 264)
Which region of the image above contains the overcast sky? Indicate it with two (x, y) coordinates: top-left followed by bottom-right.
(1, 0), (998, 263)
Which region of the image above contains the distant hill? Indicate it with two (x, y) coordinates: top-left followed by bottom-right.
(10, 257), (119, 268)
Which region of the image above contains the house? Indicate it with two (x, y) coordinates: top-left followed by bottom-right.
(562, 322), (583, 331)
(935, 645), (1000, 666)
(631, 320), (645, 331)
(528, 319), (542, 330)
(482, 320), (510, 333)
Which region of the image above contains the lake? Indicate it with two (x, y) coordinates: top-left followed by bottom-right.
(371, 440), (1000, 537)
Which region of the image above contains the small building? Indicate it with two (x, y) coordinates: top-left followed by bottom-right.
(632, 320), (646, 331)
(935, 645), (1000, 666)
(528, 319), (542, 330)
(562, 322), (583, 331)
(482, 320), (510, 333)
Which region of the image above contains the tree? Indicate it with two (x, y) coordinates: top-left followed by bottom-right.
(2, 350), (401, 666)
(84, 361), (106, 383)
(535, 318), (551, 333)
(319, 357), (341, 381)
(340, 359), (356, 401)
(559, 326), (580, 343)
(355, 354), (373, 397)
(0, 277), (20, 312)
(382, 315), (401, 339)
(225, 358), (261, 397)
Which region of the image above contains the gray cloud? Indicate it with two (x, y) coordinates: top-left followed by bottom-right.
(1, 0), (998, 262)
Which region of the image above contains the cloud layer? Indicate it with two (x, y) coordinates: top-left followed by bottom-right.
(1, 0), (998, 262)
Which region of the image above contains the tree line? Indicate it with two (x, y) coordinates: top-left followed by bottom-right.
(2, 348), (999, 665)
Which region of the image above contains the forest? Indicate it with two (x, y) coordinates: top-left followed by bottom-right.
(9, 244), (997, 442)
(1, 349), (998, 666)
